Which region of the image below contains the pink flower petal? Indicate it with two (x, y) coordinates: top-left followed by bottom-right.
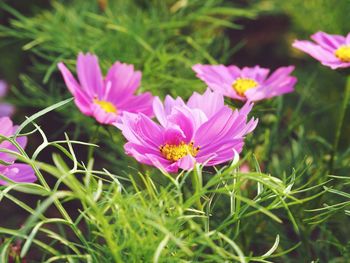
(77, 52), (104, 98)
(192, 64), (241, 99)
(118, 92), (153, 117)
(292, 40), (339, 62)
(0, 163), (36, 185)
(105, 61), (142, 104)
(0, 80), (8, 97)
(311, 31), (345, 51)
(187, 88), (225, 118)
(0, 103), (15, 117)
(241, 66), (270, 83)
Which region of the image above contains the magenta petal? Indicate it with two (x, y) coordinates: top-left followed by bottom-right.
(292, 40), (339, 62)
(119, 113), (164, 148)
(0, 163), (36, 185)
(0, 80), (8, 97)
(170, 105), (207, 131)
(91, 103), (119, 125)
(116, 112), (143, 142)
(118, 92), (154, 117)
(58, 62), (92, 115)
(105, 61), (142, 103)
(0, 118), (28, 163)
(311, 31), (345, 50)
(153, 96), (168, 127)
(0, 116), (15, 136)
(76, 52), (104, 98)
(197, 140), (243, 165)
(241, 66), (270, 83)
(245, 66), (296, 101)
(194, 106), (236, 147)
(0, 103), (15, 117)
(73, 90), (93, 115)
(197, 138), (241, 159)
(164, 95), (185, 115)
(177, 155), (196, 170)
(192, 64), (240, 99)
(346, 33), (350, 45)
(163, 127), (186, 145)
(318, 60), (350, 70)
(124, 142), (164, 166)
(57, 62), (81, 95)
(167, 107), (195, 142)
(264, 66), (295, 85)
(187, 88), (225, 118)
(147, 154), (179, 173)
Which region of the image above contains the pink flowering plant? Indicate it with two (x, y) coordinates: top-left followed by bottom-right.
(192, 65), (297, 101)
(117, 89), (257, 172)
(0, 2), (350, 262)
(58, 53), (153, 125)
(293, 31), (350, 69)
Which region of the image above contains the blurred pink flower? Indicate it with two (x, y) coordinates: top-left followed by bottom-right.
(239, 163), (250, 173)
(192, 64), (296, 102)
(117, 92), (258, 173)
(0, 117), (36, 185)
(58, 53), (153, 125)
(293, 31), (350, 69)
(0, 80), (15, 117)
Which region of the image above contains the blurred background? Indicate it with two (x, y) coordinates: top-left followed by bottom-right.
(1, 0), (350, 261)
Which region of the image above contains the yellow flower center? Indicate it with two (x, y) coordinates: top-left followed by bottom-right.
(335, 45), (350, 62)
(160, 141), (199, 162)
(232, 78), (258, 96)
(94, 99), (117, 114)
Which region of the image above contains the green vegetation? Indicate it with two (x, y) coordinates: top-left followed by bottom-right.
(0, 0), (349, 262)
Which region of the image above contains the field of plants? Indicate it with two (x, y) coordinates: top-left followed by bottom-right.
(0, 0), (349, 262)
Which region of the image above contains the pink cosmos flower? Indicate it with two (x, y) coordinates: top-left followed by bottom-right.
(192, 64), (297, 102)
(0, 80), (15, 117)
(58, 53), (153, 125)
(293, 31), (350, 69)
(0, 117), (36, 185)
(117, 91), (258, 173)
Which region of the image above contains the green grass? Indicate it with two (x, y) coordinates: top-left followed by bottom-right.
(0, 0), (350, 262)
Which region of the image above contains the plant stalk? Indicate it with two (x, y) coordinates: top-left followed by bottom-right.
(329, 75), (350, 173)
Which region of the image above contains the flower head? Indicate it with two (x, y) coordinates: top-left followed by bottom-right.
(117, 90), (258, 173)
(0, 80), (15, 117)
(0, 117), (36, 185)
(293, 31), (350, 69)
(192, 64), (296, 102)
(58, 52), (154, 125)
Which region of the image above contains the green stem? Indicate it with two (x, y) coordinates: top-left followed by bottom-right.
(191, 167), (203, 210)
(87, 124), (100, 162)
(330, 75), (350, 173)
(190, 167), (208, 231)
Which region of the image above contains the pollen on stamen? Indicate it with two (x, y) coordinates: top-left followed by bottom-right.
(232, 78), (258, 96)
(94, 98), (118, 114)
(335, 46), (350, 62)
(160, 141), (199, 162)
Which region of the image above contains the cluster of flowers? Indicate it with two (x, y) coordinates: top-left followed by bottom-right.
(1, 31), (349, 184)
(58, 53), (296, 173)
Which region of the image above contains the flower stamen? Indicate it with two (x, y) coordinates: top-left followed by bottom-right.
(160, 141), (199, 162)
(232, 78), (258, 96)
(335, 46), (350, 62)
(94, 99), (117, 114)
